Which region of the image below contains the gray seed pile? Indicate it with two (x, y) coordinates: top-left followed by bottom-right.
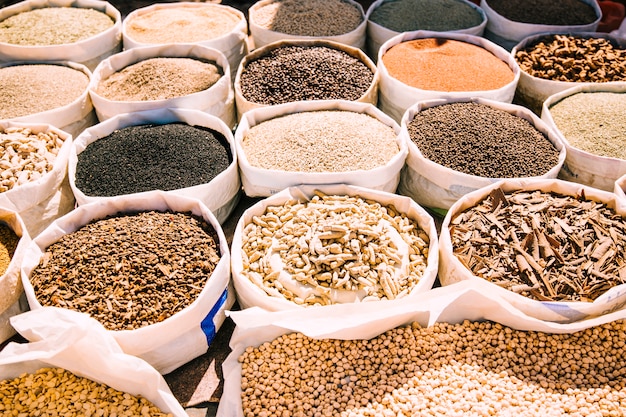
(242, 111), (399, 172)
(253, 0), (363, 36)
(239, 46), (373, 105)
(406, 102), (560, 178)
(369, 0), (483, 33)
(240, 320), (626, 416)
(30, 211), (221, 331)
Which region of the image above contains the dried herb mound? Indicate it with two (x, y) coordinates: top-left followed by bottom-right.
(30, 211), (221, 330)
(450, 188), (626, 302)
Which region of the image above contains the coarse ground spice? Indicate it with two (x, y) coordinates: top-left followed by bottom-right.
(239, 320), (626, 416)
(242, 111), (399, 172)
(0, 64), (89, 119)
(407, 102), (559, 177)
(0, 223), (18, 276)
(485, 0), (597, 26)
(369, 0), (483, 33)
(515, 35), (626, 83)
(75, 123), (232, 197)
(30, 210), (221, 331)
(0, 7), (114, 46)
(548, 92), (626, 159)
(95, 57), (222, 102)
(124, 6), (241, 44)
(253, 0), (363, 36)
(381, 38), (514, 92)
(239, 45), (373, 105)
(0, 367), (172, 416)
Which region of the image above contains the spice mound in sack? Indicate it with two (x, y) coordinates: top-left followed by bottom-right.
(240, 192), (430, 306)
(242, 111), (399, 172)
(548, 92), (626, 159)
(0, 64), (89, 119)
(125, 5), (241, 44)
(485, 0), (597, 26)
(0, 367), (172, 416)
(30, 211), (221, 331)
(239, 320), (626, 416)
(75, 123), (232, 197)
(407, 102), (560, 178)
(96, 57), (223, 102)
(0, 7), (114, 46)
(450, 187), (626, 302)
(0, 127), (66, 193)
(515, 35), (626, 83)
(0, 224), (18, 276)
(253, 0), (363, 36)
(369, 0), (483, 33)
(381, 38), (514, 92)
(239, 45), (373, 105)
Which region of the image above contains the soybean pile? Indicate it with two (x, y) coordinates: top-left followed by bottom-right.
(240, 320), (626, 416)
(406, 102), (560, 178)
(75, 123), (231, 197)
(239, 45), (373, 105)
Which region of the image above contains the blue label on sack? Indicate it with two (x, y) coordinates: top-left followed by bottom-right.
(200, 288), (228, 345)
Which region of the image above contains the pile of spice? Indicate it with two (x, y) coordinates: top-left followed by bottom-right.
(0, 223), (18, 276)
(240, 191), (430, 306)
(485, 0), (597, 25)
(242, 111), (399, 172)
(75, 123), (231, 197)
(515, 35), (626, 83)
(252, 0), (363, 36)
(369, 0), (483, 33)
(0, 127), (65, 193)
(406, 102), (560, 178)
(239, 45), (373, 105)
(124, 5), (241, 44)
(0, 64), (89, 119)
(381, 38), (514, 92)
(30, 210), (221, 331)
(95, 57), (222, 102)
(0, 6), (114, 46)
(240, 320), (626, 416)
(548, 92), (626, 159)
(0, 367), (172, 416)
(449, 187), (626, 302)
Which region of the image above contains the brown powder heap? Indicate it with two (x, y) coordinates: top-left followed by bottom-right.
(382, 38), (514, 92)
(95, 57), (223, 102)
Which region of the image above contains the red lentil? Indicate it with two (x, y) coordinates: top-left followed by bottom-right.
(381, 38), (514, 92)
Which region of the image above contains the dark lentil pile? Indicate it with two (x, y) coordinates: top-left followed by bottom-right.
(238, 45), (374, 105)
(369, 0), (483, 33)
(406, 102), (560, 178)
(485, 0), (597, 26)
(75, 123), (232, 197)
(30, 210), (221, 331)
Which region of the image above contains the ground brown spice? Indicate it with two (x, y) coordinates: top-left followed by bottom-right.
(382, 38), (514, 91)
(0, 224), (19, 276)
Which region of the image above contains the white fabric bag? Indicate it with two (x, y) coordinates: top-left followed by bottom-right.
(89, 43), (236, 129)
(398, 97), (566, 211)
(0, 0), (123, 72)
(0, 307), (187, 416)
(230, 184), (439, 311)
(217, 279), (626, 416)
(365, 0), (487, 61)
(248, 0), (367, 50)
(20, 191), (234, 374)
(541, 82), (626, 192)
(377, 30), (520, 123)
(0, 208), (30, 343)
(235, 100), (406, 197)
(439, 177), (626, 323)
(69, 108), (241, 225)
(122, 2), (248, 82)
